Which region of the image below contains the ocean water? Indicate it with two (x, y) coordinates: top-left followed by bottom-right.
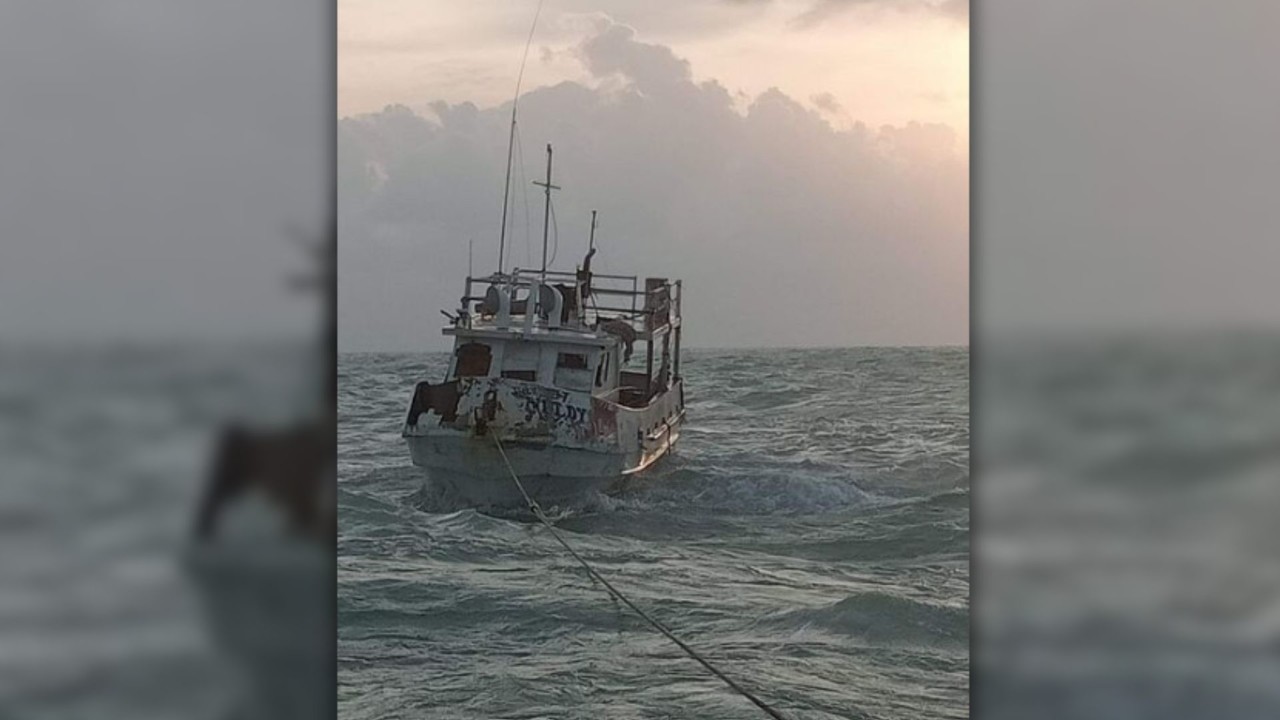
(10, 335), (1275, 719)
(0, 342), (320, 720)
(976, 334), (1280, 719)
(338, 347), (970, 719)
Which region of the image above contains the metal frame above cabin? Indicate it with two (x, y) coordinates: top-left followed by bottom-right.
(454, 268), (682, 342)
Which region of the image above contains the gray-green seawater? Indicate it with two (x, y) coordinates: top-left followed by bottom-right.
(338, 347), (970, 719)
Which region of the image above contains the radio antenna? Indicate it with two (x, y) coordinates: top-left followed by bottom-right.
(496, 0), (546, 276)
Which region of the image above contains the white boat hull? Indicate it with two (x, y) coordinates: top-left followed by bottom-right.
(404, 366), (684, 508)
(405, 416), (681, 507)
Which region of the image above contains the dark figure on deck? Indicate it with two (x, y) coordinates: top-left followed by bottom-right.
(577, 246), (596, 304)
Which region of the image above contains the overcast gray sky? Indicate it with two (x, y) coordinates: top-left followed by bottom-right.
(339, 1), (970, 351)
(0, 1), (329, 343)
(976, 0), (1280, 336)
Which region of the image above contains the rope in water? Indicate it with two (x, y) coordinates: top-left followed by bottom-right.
(490, 433), (790, 720)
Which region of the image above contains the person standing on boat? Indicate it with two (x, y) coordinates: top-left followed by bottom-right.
(577, 245), (596, 304)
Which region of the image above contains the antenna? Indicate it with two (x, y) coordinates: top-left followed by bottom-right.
(496, 0), (546, 276)
(588, 210), (597, 253)
(532, 143), (560, 282)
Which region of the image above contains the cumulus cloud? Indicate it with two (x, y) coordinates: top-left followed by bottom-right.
(811, 91), (845, 115)
(339, 19), (967, 350)
(579, 22), (693, 95)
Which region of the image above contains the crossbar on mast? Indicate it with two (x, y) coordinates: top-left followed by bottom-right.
(532, 143), (560, 283)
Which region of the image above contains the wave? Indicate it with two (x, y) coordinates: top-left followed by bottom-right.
(764, 591), (967, 649)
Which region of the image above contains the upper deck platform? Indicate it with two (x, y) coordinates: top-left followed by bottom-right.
(446, 268), (682, 342)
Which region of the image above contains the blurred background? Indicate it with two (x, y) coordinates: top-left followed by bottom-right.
(2, 0), (1278, 718)
(1, 2), (333, 719)
(975, 1), (1280, 718)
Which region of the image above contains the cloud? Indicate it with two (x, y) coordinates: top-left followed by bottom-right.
(811, 91), (845, 115)
(790, 0), (969, 28)
(578, 21), (693, 94)
(338, 19), (967, 350)
(938, 0), (969, 21)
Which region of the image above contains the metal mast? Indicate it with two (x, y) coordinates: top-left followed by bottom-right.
(497, 112), (518, 275)
(532, 143), (559, 282)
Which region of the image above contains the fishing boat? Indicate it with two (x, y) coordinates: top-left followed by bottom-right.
(403, 144), (685, 508)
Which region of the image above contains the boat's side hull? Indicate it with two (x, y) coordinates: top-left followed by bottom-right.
(406, 414), (683, 507)
(404, 376), (684, 507)
(406, 431), (630, 506)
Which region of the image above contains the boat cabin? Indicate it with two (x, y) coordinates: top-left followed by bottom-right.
(442, 268), (682, 409)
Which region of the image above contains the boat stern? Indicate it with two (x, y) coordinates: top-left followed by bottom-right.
(403, 376), (631, 506)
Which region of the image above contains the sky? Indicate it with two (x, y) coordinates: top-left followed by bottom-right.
(975, 0), (1280, 336)
(338, 0), (971, 351)
(340, 0), (969, 139)
(4, 1), (1274, 349)
(1, 1), (330, 343)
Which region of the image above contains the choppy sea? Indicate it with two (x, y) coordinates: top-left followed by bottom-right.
(338, 347), (971, 719)
(9, 337), (1272, 719)
(0, 342), (320, 719)
(976, 334), (1280, 720)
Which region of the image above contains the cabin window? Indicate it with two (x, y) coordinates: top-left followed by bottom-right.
(454, 342), (491, 377)
(554, 351), (593, 392)
(557, 353), (588, 370)
(499, 343), (539, 382)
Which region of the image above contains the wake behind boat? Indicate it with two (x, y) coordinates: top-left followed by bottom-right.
(403, 147), (685, 508)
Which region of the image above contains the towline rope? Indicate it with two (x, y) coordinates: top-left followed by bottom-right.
(490, 433), (790, 720)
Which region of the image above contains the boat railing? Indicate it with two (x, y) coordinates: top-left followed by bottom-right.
(456, 269), (681, 338)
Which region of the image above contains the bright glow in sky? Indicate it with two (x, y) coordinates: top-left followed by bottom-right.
(337, 0), (969, 349)
(339, 0), (968, 139)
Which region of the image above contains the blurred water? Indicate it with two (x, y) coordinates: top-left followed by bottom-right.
(0, 342), (319, 719)
(976, 333), (1280, 719)
(338, 347), (970, 719)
